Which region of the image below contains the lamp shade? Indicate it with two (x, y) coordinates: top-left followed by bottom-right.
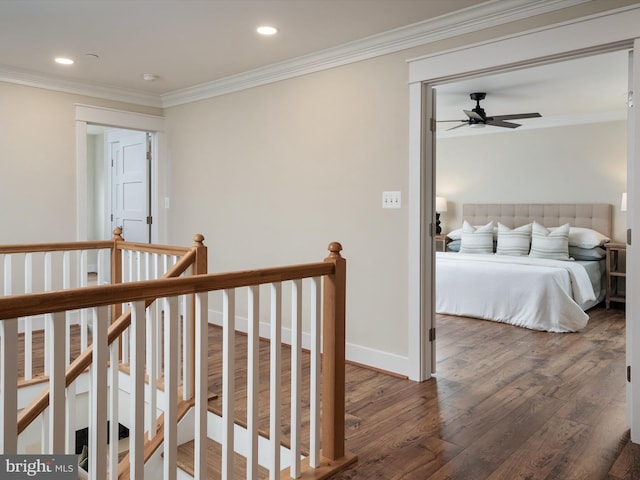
(435, 197), (448, 212)
(621, 192), (627, 212)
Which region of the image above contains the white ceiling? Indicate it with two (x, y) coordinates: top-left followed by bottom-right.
(435, 50), (629, 136)
(0, 0), (630, 122)
(0, 0), (484, 95)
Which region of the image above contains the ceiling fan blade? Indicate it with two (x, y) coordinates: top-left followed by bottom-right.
(437, 119), (469, 123)
(446, 123), (469, 131)
(486, 119), (520, 128)
(492, 112), (542, 121)
(463, 109), (484, 121)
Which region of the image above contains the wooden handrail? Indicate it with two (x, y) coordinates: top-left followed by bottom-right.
(116, 242), (193, 256)
(0, 240), (114, 255)
(0, 262), (334, 320)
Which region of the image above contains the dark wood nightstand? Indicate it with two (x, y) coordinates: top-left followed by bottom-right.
(605, 242), (626, 309)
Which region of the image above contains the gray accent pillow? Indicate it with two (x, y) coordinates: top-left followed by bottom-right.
(496, 222), (532, 256)
(529, 222), (570, 260)
(459, 221), (494, 254)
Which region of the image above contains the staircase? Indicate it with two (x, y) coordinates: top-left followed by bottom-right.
(0, 234), (356, 479)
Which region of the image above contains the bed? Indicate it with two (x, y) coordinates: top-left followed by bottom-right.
(436, 203), (612, 332)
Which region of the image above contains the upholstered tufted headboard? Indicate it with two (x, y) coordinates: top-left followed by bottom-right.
(462, 203), (612, 238)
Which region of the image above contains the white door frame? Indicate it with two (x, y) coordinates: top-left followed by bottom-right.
(75, 105), (165, 243)
(407, 4), (640, 440)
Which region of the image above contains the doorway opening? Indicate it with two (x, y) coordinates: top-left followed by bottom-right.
(75, 104), (165, 275)
(432, 49), (628, 369)
(87, 126), (153, 247)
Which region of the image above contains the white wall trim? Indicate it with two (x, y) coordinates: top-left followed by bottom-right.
(75, 105), (166, 243)
(0, 1), (587, 108)
(75, 104), (165, 132)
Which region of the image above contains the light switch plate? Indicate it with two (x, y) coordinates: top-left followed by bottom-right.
(382, 191), (401, 209)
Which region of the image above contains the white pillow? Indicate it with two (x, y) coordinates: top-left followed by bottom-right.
(529, 222), (570, 260)
(446, 228), (463, 241)
(459, 221), (494, 254)
(447, 224), (497, 241)
(496, 223), (532, 256)
(567, 227), (610, 248)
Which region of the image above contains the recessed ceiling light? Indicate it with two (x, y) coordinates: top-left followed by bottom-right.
(55, 57), (74, 65)
(257, 25), (278, 36)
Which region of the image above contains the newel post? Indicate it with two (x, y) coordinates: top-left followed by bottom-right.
(110, 228), (124, 326)
(322, 242), (347, 460)
(189, 234), (207, 399)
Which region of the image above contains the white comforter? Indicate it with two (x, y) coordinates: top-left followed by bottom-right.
(435, 252), (597, 332)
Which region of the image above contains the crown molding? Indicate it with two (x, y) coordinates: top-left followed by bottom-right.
(0, 0), (590, 109)
(161, 0), (590, 107)
(0, 65), (163, 108)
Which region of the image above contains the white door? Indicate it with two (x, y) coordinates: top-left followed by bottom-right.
(109, 130), (150, 243)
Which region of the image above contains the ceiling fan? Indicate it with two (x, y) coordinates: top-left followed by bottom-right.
(439, 92), (541, 130)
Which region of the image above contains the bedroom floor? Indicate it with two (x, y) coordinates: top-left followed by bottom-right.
(330, 305), (631, 480)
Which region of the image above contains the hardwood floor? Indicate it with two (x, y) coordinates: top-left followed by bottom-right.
(178, 305), (631, 479)
(332, 306), (628, 480)
(17, 306), (632, 478)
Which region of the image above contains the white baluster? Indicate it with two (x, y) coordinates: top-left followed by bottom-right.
(65, 382), (76, 455)
(130, 301), (146, 480)
(121, 251), (130, 364)
(136, 251), (142, 281)
(44, 252), (52, 376)
(143, 252), (156, 435)
(63, 252), (71, 366)
(49, 311), (66, 453)
(147, 315), (157, 438)
(290, 279), (303, 478)
(182, 292), (191, 401)
(222, 288), (236, 479)
(194, 292), (208, 480)
(97, 249), (107, 286)
(109, 337), (120, 478)
(3, 254), (12, 296)
(310, 277), (321, 468)
(90, 306), (108, 479)
(155, 254), (163, 376)
(270, 282), (282, 479)
(156, 308), (163, 378)
(247, 285), (260, 480)
(0, 318), (18, 453)
(24, 253), (33, 380)
(163, 296), (178, 480)
(80, 250), (88, 352)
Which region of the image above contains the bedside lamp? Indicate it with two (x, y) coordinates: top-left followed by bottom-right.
(435, 197), (448, 234)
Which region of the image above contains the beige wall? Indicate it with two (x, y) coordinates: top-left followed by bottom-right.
(436, 121), (628, 241)
(165, 54), (411, 360)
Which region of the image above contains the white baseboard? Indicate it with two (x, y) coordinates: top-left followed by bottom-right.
(207, 308), (408, 378)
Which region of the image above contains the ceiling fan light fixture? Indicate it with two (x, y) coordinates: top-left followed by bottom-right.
(469, 122), (485, 128)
